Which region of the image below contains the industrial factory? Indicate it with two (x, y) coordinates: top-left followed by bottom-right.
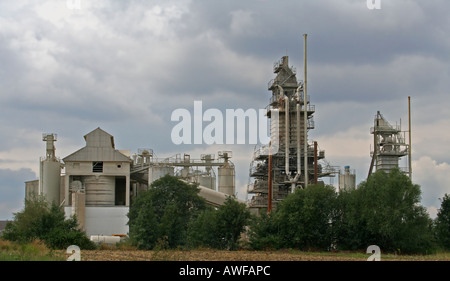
(24, 36), (412, 238)
(247, 54), (339, 214)
(25, 128), (239, 237)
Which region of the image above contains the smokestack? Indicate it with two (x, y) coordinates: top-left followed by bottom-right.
(303, 33), (308, 187)
(408, 96), (412, 179)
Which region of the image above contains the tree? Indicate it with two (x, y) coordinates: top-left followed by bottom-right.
(435, 194), (450, 250)
(127, 174), (206, 249)
(187, 196), (250, 250)
(248, 211), (279, 250)
(274, 184), (338, 250)
(2, 195), (95, 250)
(128, 199), (159, 250)
(214, 196), (251, 250)
(337, 168), (435, 254)
(187, 207), (218, 249)
(248, 184), (338, 251)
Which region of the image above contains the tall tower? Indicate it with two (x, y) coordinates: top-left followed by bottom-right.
(248, 56), (334, 214)
(368, 111), (409, 177)
(39, 133), (62, 205)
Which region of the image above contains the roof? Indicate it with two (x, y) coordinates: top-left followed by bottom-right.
(63, 127), (131, 162)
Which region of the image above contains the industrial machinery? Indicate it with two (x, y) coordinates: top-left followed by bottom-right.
(368, 111), (410, 178)
(26, 128), (241, 238)
(130, 149), (237, 206)
(248, 35), (337, 214)
(339, 166), (356, 191)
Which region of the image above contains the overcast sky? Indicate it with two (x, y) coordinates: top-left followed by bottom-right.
(1, 0), (449, 220)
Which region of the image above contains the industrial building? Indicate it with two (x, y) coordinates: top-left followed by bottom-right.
(25, 127), (239, 237)
(247, 54), (340, 214)
(368, 110), (411, 178)
(339, 166), (356, 191)
(24, 41), (413, 237)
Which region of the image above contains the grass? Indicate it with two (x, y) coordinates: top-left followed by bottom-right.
(283, 248), (450, 261)
(1, 238), (449, 261)
(0, 239), (65, 261)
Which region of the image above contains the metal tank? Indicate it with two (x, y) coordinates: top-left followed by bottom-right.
(218, 166), (235, 196)
(148, 166), (174, 186)
(199, 175), (216, 190)
(339, 166), (356, 191)
(83, 176), (115, 206)
(90, 235), (121, 245)
(39, 134), (61, 205)
(40, 159), (61, 204)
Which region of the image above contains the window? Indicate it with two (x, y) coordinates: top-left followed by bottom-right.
(115, 177), (126, 206)
(92, 162), (103, 173)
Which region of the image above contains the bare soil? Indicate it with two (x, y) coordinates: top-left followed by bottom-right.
(72, 249), (450, 261)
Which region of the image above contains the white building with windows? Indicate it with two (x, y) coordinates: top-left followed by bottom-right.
(62, 127), (132, 236)
(25, 127), (239, 238)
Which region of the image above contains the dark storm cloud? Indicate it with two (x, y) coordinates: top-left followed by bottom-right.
(0, 0), (449, 218)
(0, 168), (36, 219)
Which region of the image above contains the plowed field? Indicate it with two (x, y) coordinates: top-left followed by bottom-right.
(74, 249), (450, 261)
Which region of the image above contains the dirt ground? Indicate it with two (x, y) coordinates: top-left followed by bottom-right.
(73, 249), (450, 261)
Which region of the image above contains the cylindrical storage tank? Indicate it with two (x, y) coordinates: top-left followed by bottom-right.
(40, 160), (61, 205)
(71, 191), (86, 231)
(84, 176), (115, 206)
(272, 110), (285, 151)
(199, 175), (216, 190)
(270, 109), (280, 150)
(90, 235), (121, 245)
(218, 166), (235, 196)
(148, 166), (174, 186)
(339, 166), (356, 191)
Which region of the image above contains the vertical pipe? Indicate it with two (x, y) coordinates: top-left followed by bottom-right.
(277, 84), (290, 182)
(268, 142), (272, 213)
(408, 96), (412, 179)
(303, 33), (308, 187)
(296, 87), (302, 181)
(284, 90), (290, 180)
(314, 141), (318, 184)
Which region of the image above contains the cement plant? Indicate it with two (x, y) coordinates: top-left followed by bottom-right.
(23, 35), (413, 245)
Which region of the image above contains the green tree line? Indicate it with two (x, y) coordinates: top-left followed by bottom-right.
(127, 174), (251, 250)
(3, 170), (450, 254)
(250, 168), (449, 254)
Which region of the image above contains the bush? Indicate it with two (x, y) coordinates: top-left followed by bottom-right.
(435, 194), (450, 250)
(2, 195), (95, 250)
(249, 184), (337, 251)
(188, 196), (250, 250)
(248, 212), (279, 250)
(127, 175), (207, 249)
(336, 168), (435, 254)
(248, 169), (436, 254)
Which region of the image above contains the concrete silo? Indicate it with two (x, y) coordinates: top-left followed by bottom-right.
(218, 151), (235, 197)
(39, 134), (62, 205)
(339, 166), (356, 191)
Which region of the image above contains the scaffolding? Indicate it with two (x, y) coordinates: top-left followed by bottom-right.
(247, 55), (337, 214)
(368, 111), (410, 178)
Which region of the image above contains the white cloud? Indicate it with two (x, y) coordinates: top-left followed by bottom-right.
(412, 156), (450, 216)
